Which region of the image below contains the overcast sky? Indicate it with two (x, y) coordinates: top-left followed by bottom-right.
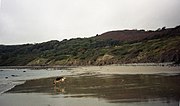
(0, 0), (180, 45)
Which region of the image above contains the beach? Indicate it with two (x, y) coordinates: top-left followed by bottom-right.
(71, 65), (180, 75)
(0, 65), (180, 106)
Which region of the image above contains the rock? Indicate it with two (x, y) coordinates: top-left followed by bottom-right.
(11, 75), (18, 77)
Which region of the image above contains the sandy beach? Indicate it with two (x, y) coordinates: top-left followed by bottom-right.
(71, 65), (180, 75)
(0, 65), (180, 106)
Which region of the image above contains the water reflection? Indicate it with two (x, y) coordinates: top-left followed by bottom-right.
(53, 86), (66, 94)
(7, 74), (180, 103)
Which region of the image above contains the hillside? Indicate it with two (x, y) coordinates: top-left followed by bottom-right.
(0, 26), (180, 66)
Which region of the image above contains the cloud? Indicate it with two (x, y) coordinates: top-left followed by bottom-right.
(0, 0), (180, 44)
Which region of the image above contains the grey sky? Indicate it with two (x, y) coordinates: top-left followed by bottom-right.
(0, 0), (180, 45)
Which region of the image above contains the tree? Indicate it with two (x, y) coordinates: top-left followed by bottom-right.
(162, 26), (166, 30)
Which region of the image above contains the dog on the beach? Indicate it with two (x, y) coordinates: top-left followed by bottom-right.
(53, 77), (66, 85)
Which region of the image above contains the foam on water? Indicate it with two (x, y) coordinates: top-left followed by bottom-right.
(0, 80), (25, 94)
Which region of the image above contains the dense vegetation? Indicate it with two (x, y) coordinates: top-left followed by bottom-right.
(0, 26), (180, 66)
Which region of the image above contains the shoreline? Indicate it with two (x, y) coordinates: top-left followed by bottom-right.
(0, 62), (179, 70)
(0, 64), (179, 76)
(0, 65), (180, 106)
(0, 66), (76, 70)
(70, 65), (180, 75)
(1, 73), (180, 106)
(1, 65), (179, 94)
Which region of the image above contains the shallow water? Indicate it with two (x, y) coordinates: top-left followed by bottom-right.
(0, 66), (180, 106)
(3, 74), (180, 106)
(0, 69), (73, 94)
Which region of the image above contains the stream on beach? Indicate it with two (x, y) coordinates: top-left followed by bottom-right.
(0, 66), (180, 106)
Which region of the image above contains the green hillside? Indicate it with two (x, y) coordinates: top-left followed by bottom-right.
(0, 26), (180, 66)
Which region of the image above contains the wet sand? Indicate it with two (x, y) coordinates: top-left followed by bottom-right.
(71, 65), (180, 75)
(1, 75), (180, 106)
(0, 65), (180, 106)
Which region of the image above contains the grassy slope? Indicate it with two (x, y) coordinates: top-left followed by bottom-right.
(0, 27), (180, 66)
